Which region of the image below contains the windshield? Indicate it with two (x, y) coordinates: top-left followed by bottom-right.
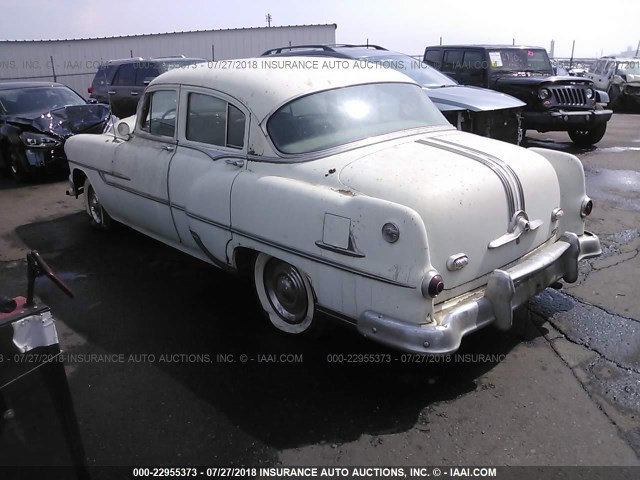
(616, 60), (640, 75)
(267, 82), (449, 154)
(487, 49), (553, 74)
(360, 54), (457, 87)
(0, 86), (86, 115)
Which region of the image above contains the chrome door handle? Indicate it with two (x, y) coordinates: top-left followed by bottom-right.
(160, 145), (175, 152)
(130, 91), (139, 96)
(225, 159), (245, 167)
(108, 91), (116, 95)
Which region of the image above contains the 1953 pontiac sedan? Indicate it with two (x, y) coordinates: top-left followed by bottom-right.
(64, 58), (602, 354)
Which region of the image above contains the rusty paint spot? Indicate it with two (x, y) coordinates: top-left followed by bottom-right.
(335, 189), (356, 197)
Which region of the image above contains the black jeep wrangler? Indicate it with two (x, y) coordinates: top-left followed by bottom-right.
(423, 45), (613, 146)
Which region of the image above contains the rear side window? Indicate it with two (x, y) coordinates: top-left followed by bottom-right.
(424, 50), (441, 67)
(185, 92), (245, 149)
(443, 51), (463, 71)
(92, 64), (118, 88)
(113, 64), (136, 86)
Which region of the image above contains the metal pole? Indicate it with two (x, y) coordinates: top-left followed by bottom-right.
(512, 38), (515, 46)
(211, 44), (215, 61)
(49, 55), (57, 82)
(569, 40), (575, 69)
(130, 50), (133, 58)
(635, 40), (639, 57)
(439, 36), (442, 45)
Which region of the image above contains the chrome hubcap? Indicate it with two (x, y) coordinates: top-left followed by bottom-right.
(263, 259), (308, 324)
(88, 188), (103, 225)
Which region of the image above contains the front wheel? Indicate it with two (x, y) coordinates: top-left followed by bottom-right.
(8, 146), (29, 181)
(253, 253), (324, 336)
(568, 123), (607, 147)
(84, 178), (112, 230)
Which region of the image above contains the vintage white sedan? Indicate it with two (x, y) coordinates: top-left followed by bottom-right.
(64, 59), (601, 354)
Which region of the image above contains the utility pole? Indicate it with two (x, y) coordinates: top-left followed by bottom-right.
(266, 13), (272, 27)
(569, 40), (575, 69)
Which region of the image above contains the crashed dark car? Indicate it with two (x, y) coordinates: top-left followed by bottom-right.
(0, 82), (111, 180)
(261, 45), (526, 144)
(424, 45), (613, 146)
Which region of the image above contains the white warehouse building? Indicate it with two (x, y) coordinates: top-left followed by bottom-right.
(0, 24), (336, 97)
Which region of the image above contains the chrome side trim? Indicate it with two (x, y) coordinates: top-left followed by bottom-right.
(189, 229), (232, 272)
(315, 240), (365, 258)
(70, 164), (413, 288)
(416, 138), (523, 222)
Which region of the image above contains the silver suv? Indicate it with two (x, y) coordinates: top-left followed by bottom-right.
(586, 56), (640, 110)
(88, 56), (205, 117)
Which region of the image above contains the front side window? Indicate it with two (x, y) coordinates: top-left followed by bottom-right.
(134, 64), (161, 86)
(186, 93), (245, 149)
(140, 90), (177, 137)
(267, 83), (448, 155)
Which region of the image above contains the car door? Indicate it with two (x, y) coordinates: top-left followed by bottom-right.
(107, 87), (180, 242)
(588, 60), (607, 91)
(167, 87), (248, 267)
(110, 63), (139, 117)
(441, 49), (464, 81)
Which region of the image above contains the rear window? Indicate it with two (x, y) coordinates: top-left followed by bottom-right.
(267, 83), (448, 155)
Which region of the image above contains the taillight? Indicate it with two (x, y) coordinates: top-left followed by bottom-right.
(422, 271), (444, 299)
(88, 86), (94, 94)
(581, 198), (593, 217)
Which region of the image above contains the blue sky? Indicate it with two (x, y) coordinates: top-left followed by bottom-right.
(1, 0), (638, 58)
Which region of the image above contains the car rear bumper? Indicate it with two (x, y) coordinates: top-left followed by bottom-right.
(524, 109), (612, 132)
(357, 231), (601, 355)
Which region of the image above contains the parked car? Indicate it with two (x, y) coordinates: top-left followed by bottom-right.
(0, 82), (111, 180)
(261, 44), (525, 144)
(586, 56), (640, 109)
(424, 45), (613, 146)
(88, 55), (206, 118)
(65, 60), (601, 354)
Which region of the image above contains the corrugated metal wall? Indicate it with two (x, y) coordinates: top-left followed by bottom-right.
(0, 24), (336, 97)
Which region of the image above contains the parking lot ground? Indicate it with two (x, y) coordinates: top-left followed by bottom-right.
(0, 115), (639, 468)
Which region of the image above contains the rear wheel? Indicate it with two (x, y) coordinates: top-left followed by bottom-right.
(568, 123), (607, 147)
(84, 178), (112, 230)
(253, 253), (324, 336)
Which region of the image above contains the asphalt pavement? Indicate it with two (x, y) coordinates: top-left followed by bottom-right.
(0, 115), (639, 469)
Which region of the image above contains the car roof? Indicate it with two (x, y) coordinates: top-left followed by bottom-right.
(0, 81), (69, 91)
(103, 56), (206, 65)
(263, 44), (418, 62)
(154, 56), (418, 121)
(425, 44), (546, 50)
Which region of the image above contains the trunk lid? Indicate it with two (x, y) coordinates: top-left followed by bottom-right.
(339, 131), (562, 297)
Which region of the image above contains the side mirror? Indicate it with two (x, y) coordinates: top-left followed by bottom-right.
(117, 121), (131, 140)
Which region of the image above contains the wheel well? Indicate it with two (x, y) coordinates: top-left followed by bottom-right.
(233, 247), (257, 276)
(72, 169), (88, 195)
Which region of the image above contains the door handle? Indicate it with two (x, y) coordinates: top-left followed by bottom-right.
(108, 91), (116, 95)
(130, 91), (139, 96)
(225, 159), (245, 167)
(160, 145), (175, 152)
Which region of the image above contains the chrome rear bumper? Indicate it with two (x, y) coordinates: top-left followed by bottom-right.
(358, 231), (601, 355)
